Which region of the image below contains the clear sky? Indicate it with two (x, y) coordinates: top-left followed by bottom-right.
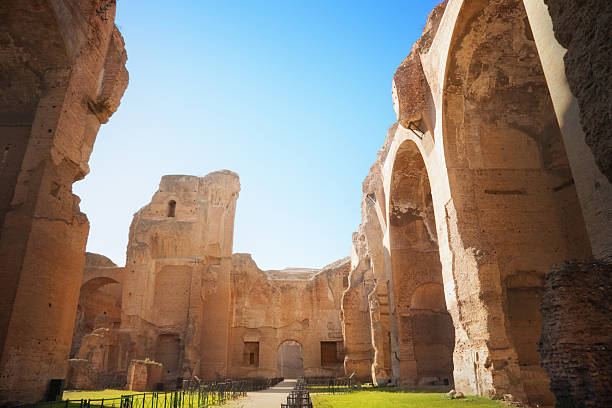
(75, 0), (441, 270)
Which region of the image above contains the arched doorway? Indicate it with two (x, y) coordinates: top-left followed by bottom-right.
(71, 277), (122, 359)
(277, 340), (304, 378)
(442, 0), (592, 404)
(388, 140), (454, 386)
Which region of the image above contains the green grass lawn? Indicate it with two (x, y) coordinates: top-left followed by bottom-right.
(63, 389), (139, 400)
(311, 390), (506, 408)
(51, 389), (223, 408)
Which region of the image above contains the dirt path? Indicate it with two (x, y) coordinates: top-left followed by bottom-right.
(223, 379), (296, 408)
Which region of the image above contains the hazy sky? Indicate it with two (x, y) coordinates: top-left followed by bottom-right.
(75, 0), (440, 270)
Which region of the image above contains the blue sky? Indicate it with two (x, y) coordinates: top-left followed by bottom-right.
(75, 0), (441, 270)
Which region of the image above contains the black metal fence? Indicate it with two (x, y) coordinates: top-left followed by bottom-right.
(281, 379), (312, 408)
(35, 378), (283, 408)
(305, 376), (353, 394)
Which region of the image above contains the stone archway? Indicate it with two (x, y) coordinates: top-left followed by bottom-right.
(387, 139), (454, 387)
(441, 0), (592, 405)
(277, 340), (304, 379)
(71, 277), (122, 358)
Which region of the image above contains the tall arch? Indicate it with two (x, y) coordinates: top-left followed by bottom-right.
(71, 277), (122, 358)
(442, 0), (592, 405)
(387, 140), (454, 387)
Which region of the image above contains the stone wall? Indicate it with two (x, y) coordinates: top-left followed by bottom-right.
(71, 253), (123, 358)
(127, 360), (164, 392)
(120, 172), (240, 385)
(229, 254), (349, 379)
(0, 0), (128, 403)
(341, 1), (611, 407)
(544, 0), (612, 184)
(68, 173), (351, 387)
(538, 259), (612, 408)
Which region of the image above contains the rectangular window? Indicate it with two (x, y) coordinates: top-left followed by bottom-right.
(321, 341), (338, 366)
(244, 342), (259, 367)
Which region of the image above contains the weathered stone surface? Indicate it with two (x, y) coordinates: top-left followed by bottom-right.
(342, 1), (611, 407)
(71, 253), (123, 358)
(66, 359), (96, 390)
(538, 258), (612, 408)
(0, 0), (128, 403)
(392, 2), (447, 131)
(120, 172), (240, 386)
(229, 254), (349, 379)
(127, 360), (164, 392)
(70, 173), (351, 385)
(544, 0), (612, 184)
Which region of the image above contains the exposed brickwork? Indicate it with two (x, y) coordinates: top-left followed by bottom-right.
(539, 258), (612, 408)
(544, 0), (612, 183)
(127, 360), (164, 392)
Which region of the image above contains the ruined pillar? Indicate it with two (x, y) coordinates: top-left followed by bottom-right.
(0, 1), (127, 403)
(340, 229), (375, 383)
(120, 172), (240, 384)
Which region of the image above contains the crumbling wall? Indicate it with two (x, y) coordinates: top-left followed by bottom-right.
(0, 0), (128, 403)
(127, 360), (164, 391)
(229, 254), (348, 379)
(538, 259), (612, 408)
(71, 253), (123, 358)
(543, 0), (612, 184)
(340, 229), (376, 383)
(120, 172), (240, 385)
(442, 0), (591, 405)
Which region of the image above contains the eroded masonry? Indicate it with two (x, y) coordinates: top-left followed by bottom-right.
(341, 1), (611, 407)
(67, 173), (349, 390)
(0, 0), (128, 403)
(0, 0), (610, 407)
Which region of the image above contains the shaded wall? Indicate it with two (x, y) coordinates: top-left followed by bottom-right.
(0, 0), (128, 402)
(342, 1), (610, 407)
(538, 259), (612, 408)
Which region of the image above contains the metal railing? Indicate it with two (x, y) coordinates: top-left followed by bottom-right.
(281, 378), (312, 408)
(35, 378), (284, 408)
(305, 376), (353, 394)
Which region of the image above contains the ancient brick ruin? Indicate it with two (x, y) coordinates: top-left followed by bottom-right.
(0, 0), (610, 407)
(67, 174), (349, 390)
(0, 0), (128, 403)
(340, 1), (612, 407)
(538, 259), (612, 408)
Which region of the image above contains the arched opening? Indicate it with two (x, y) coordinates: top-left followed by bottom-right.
(167, 200), (176, 217)
(388, 140), (454, 386)
(71, 277), (122, 359)
(277, 340), (304, 379)
(442, 0), (592, 404)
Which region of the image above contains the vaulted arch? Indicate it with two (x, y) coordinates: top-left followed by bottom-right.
(441, 0), (592, 405)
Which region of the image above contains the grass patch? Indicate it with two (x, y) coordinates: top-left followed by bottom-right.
(63, 390), (138, 400)
(47, 389), (223, 408)
(311, 390), (506, 408)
